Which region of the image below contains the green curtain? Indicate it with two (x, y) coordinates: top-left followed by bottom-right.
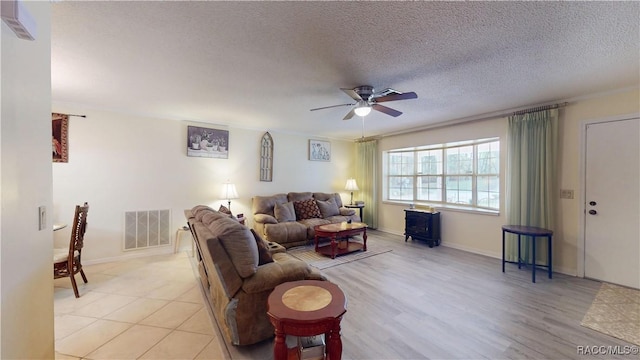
(356, 140), (378, 229)
(506, 109), (558, 264)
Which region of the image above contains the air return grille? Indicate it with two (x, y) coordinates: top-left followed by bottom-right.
(124, 209), (170, 250)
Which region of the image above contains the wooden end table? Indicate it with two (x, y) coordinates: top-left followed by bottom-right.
(314, 222), (368, 259)
(268, 280), (347, 360)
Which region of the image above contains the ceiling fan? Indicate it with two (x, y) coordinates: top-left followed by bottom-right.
(310, 85), (418, 120)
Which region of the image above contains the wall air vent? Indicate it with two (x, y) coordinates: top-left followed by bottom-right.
(124, 209), (170, 250)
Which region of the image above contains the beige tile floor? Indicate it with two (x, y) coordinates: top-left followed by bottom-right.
(54, 251), (229, 360)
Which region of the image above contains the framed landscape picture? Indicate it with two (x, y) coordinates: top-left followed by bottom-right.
(187, 125), (229, 159)
(52, 113), (68, 163)
(309, 139), (331, 161)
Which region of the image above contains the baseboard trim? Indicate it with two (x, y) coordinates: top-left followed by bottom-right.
(83, 246), (176, 266)
(374, 228), (577, 277)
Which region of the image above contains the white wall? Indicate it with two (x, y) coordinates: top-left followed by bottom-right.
(378, 116), (507, 259)
(557, 88), (639, 275)
(376, 88), (640, 275)
(51, 106), (356, 262)
(1, 2), (54, 358)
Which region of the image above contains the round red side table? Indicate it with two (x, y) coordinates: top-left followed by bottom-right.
(267, 280), (347, 360)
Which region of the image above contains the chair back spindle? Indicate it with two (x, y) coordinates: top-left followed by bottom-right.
(55, 202), (90, 298)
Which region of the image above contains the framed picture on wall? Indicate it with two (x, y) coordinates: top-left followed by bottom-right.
(309, 139), (331, 161)
(52, 113), (68, 163)
(187, 125), (229, 159)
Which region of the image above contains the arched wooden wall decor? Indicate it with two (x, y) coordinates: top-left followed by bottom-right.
(260, 132), (273, 181)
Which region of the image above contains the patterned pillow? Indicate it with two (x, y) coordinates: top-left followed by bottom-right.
(293, 198), (322, 220)
(218, 204), (232, 216)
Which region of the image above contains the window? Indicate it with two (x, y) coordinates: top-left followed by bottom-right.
(385, 138), (500, 211)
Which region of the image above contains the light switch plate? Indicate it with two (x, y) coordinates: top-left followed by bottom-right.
(560, 189), (574, 199)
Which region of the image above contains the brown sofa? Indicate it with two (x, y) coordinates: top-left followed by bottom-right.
(186, 205), (325, 346)
(252, 192), (360, 248)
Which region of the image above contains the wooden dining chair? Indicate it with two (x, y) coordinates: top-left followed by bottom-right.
(54, 202), (89, 298)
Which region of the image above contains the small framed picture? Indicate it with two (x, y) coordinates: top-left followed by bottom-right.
(309, 139), (331, 161)
(187, 125), (229, 159)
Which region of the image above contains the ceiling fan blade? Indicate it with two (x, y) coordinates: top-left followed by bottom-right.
(343, 108), (356, 120)
(341, 88), (363, 101)
(310, 103), (354, 111)
(372, 104), (402, 117)
(374, 92), (418, 103)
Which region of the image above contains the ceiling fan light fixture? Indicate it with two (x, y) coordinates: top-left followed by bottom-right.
(354, 101), (371, 117)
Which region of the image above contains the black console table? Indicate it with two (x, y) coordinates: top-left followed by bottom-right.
(345, 204), (364, 221)
(404, 209), (441, 248)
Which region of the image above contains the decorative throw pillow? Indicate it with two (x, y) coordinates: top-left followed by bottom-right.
(218, 204), (232, 216)
(316, 198), (340, 218)
(274, 202), (296, 222)
(293, 198), (322, 220)
(250, 229), (274, 265)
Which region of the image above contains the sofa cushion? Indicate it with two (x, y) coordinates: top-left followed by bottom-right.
(242, 253), (319, 294)
(191, 222), (243, 298)
(298, 218), (331, 238)
(200, 211), (231, 227)
(339, 208), (356, 216)
(252, 193), (288, 217)
(192, 205), (217, 222)
(316, 197), (340, 218)
(294, 198), (322, 220)
(250, 229), (274, 265)
(254, 213), (278, 224)
(205, 217), (259, 278)
(314, 192), (344, 208)
(265, 222), (308, 244)
(288, 192), (313, 203)
(274, 202), (296, 222)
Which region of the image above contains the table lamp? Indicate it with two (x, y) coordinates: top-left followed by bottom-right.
(345, 178), (359, 205)
(220, 182), (239, 211)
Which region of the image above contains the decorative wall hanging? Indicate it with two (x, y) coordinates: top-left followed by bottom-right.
(309, 139), (331, 161)
(187, 125), (229, 159)
(52, 113), (68, 163)
(260, 132), (273, 181)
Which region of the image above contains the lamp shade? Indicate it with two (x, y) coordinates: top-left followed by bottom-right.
(345, 178), (359, 191)
(354, 101), (371, 117)
(220, 183), (239, 200)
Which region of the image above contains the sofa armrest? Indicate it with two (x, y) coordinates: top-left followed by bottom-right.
(339, 207), (356, 216)
(254, 213), (278, 224)
(242, 253), (319, 294)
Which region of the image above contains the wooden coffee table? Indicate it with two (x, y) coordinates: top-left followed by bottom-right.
(267, 280), (347, 360)
(314, 222), (368, 259)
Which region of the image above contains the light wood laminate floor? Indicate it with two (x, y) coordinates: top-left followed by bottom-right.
(226, 230), (635, 360)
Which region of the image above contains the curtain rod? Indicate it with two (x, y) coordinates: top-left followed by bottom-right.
(512, 102), (568, 116)
(67, 114), (87, 118)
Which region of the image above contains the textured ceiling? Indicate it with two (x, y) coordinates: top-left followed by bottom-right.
(51, 1), (640, 140)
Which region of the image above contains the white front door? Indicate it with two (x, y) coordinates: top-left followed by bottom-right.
(584, 117), (639, 289)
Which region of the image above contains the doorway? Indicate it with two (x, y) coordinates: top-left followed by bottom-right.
(583, 116), (639, 289)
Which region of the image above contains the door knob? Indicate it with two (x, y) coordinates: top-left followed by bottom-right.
(589, 201), (597, 206)
(588, 209), (597, 215)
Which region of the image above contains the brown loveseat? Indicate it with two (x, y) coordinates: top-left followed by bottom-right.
(252, 192), (360, 248)
(186, 205), (325, 346)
